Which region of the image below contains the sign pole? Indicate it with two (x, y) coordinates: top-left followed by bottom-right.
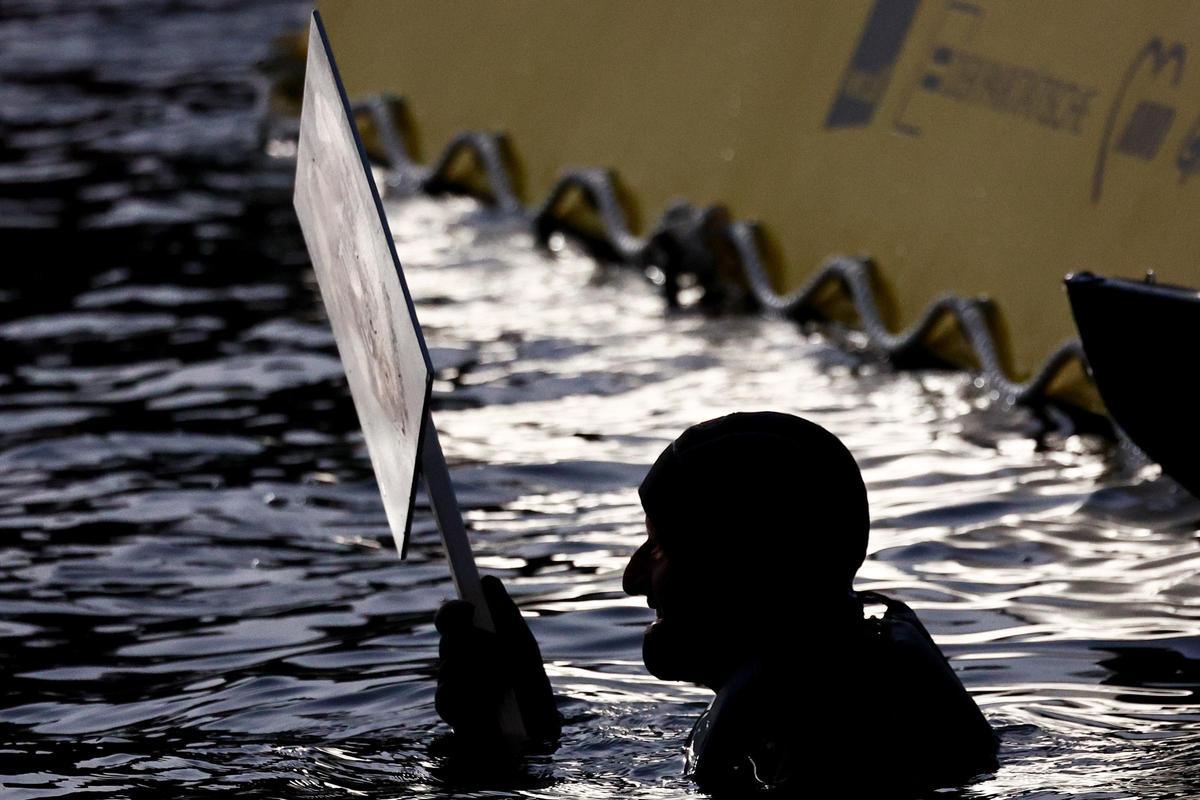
(420, 416), (529, 745)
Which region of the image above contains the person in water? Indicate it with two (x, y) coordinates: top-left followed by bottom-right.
(435, 411), (998, 793)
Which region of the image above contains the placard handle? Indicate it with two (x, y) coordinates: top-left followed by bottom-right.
(420, 416), (529, 747)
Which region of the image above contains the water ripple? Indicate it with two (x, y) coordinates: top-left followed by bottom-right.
(3, 2), (1200, 798)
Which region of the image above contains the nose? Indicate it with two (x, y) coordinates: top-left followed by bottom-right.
(623, 539), (652, 598)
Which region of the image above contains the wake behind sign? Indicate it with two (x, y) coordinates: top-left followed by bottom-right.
(293, 10), (527, 745)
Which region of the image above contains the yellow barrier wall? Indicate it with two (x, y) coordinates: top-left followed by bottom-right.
(319, 0), (1200, 380)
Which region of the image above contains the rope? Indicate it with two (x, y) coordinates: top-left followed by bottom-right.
(531, 168), (645, 261)
(423, 132), (523, 216)
(352, 93), (1092, 409)
(726, 223), (1088, 406)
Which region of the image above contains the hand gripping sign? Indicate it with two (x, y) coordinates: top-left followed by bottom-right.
(292, 11), (527, 746)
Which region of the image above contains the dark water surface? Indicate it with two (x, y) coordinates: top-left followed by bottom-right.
(4, 3), (1200, 798)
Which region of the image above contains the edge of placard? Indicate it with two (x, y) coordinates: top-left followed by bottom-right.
(307, 10), (435, 560)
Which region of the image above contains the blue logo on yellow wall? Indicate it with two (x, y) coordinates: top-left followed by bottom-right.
(825, 0), (922, 129)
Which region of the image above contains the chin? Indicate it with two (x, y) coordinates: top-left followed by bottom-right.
(641, 618), (709, 684)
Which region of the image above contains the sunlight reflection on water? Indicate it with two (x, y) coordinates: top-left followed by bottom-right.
(2, 2), (1200, 795)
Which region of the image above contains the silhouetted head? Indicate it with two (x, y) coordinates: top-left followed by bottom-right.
(623, 411), (869, 688)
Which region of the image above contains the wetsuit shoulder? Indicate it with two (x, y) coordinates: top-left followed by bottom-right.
(685, 659), (797, 794)
(859, 591), (998, 776)
(684, 595), (997, 794)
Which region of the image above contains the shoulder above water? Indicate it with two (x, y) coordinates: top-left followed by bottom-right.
(685, 591), (998, 794)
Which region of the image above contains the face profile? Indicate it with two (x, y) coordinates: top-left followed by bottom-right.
(622, 517), (717, 686)
(624, 410), (872, 688)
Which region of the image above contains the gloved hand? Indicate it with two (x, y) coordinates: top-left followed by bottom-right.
(434, 575), (562, 748)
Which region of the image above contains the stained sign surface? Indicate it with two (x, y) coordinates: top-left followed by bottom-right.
(293, 12), (432, 558)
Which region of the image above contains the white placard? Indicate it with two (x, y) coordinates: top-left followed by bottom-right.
(293, 12), (432, 559)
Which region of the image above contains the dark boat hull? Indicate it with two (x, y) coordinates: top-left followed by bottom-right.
(1066, 273), (1200, 497)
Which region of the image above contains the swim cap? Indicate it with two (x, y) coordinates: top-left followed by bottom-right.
(638, 412), (869, 592)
